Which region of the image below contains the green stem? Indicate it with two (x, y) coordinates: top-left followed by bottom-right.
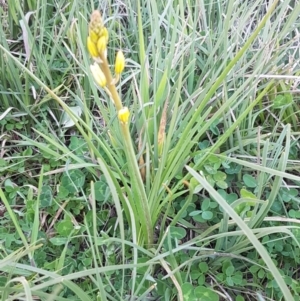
(99, 49), (152, 245)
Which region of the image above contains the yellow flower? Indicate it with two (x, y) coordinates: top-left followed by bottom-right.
(115, 50), (125, 74)
(118, 107), (130, 123)
(90, 63), (107, 87)
(87, 36), (98, 57)
(97, 36), (107, 53)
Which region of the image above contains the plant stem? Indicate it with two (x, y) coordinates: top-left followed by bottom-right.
(98, 51), (153, 246)
(99, 53), (123, 111)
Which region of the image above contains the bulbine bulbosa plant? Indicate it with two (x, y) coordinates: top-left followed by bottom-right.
(87, 11), (154, 246)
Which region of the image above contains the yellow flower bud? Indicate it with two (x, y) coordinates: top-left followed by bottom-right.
(115, 50), (125, 74)
(97, 36), (107, 53)
(91, 10), (102, 24)
(90, 63), (107, 87)
(102, 27), (109, 43)
(118, 107), (130, 123)
(89, 30), (99, 43)
(87, 36), (99, 57)
(89, 10), (103, 36)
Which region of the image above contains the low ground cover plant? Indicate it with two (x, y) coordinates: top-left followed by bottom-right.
(0, 0), (300, 300)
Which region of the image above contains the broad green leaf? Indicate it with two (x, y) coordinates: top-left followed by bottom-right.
(204, 164), (217, 175)
(61, 170), (85, 194)
(202, 211), (213, 220)
(170, 226), (186, 240)
(61, 106), (82, 128)
(189, 210), (202, 217)
(182, 282), (195, 301)
(198, 140), (210, 150)
(243, 174), (257, 188)
(56, 219), (73, 236)
(201, 198), (210, 211)
(57, 186), (69, 199)
(226, 265), (235, 276)
(213, 171), (226, 182)
(40, 185), (53, 208)
(216, 180), (228, 189)
(199, 262), (208, 273)
(94, 180), (108, 203)
(50, 237), (69, 246)
(273, 94), (292, 108)
(225, 163), (242, 175)
(240, 188), (256, 199)
(194, 286), (219, 301)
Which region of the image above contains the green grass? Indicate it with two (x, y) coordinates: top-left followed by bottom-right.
(0, 0), (300, 300)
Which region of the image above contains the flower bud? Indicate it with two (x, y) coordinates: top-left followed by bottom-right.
(89, 30), (99, 43)
(118, 107), (130, 123)
(90, 63), (107, 87)
(89, 10), (103, 36)
(115, 50), (125, 74)
(87, 36), (98, 57)
(102, 27), (109, 43)
(97, 36), (107, 53)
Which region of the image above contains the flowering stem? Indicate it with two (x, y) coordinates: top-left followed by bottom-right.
(99, 48), (153, 246)
(87, 10), (153, 246)
(99, 53), (123, 111)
